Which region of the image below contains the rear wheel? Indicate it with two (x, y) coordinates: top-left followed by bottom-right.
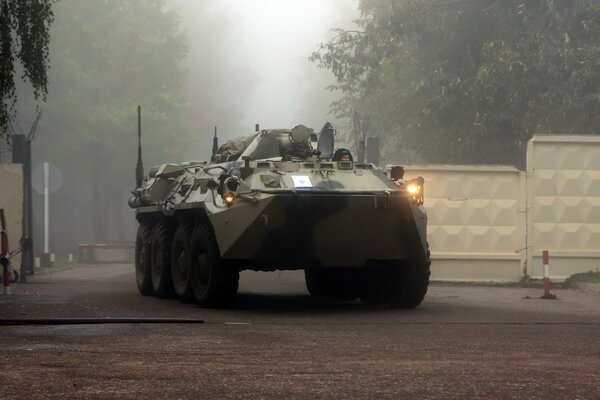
(170, 222), (195, 303)
(189, 223), (239, 308)
(150, 222), (176, 298)
(135, 222), (154, 296)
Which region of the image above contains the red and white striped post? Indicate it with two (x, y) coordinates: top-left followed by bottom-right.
(543, 251), (550, 295)
(542, 250), (556, 299)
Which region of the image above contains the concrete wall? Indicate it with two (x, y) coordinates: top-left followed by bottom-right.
(0, 164), (23, 267)
(527, 135), (600, 280)
(404, 165), (525, 282)
(404, 135), (600, 282)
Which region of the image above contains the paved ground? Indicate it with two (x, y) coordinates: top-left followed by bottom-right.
(1, 264), (600, 399)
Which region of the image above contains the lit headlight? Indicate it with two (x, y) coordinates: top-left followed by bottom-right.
(404, 177), (425, 205)
(223, 177), (239, 206)
(224, 192), (235, 205)
(406, 182), (420, 195)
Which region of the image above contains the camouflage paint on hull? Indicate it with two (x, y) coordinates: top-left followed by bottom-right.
(209, 191), (427, 269)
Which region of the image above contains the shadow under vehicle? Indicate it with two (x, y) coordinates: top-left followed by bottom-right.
(128, 123), (429, 308)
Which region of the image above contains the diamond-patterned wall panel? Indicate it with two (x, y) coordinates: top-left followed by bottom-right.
(528, 137), (600, 255)
(405, 166), (524, 256)
(532, 143), (599, 171)
(398, 137), (600, 281)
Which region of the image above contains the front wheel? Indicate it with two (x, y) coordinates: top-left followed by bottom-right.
(387, 244), (431, 308)
(385, 260), (430, 308)
(360, 254), (430, 308)
(189, 223), (239, 308)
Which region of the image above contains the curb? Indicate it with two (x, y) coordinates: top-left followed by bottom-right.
(569, 281), (600, 293)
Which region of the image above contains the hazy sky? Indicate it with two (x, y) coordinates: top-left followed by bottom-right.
(176, 0), (359, 137)
(217, 0), (357, 128)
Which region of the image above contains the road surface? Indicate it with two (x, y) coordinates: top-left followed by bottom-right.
(1, 264), (599, 399)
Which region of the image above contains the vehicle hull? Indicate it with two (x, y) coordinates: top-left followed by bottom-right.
(209, 192), (427, 269)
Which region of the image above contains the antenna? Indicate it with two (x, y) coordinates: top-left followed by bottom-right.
(135, 105), (144, 188)
(212, 126), (218, 158)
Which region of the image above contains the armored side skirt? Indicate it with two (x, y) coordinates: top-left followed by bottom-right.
(209, 192), (427, 269)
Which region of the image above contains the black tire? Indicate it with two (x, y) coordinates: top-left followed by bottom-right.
(387, 244), (431, 308)
(385, 260), (430, 308)
(305, 268), (360, 301)
(150, 222), (176, 298)
(361, 246), (431, 308)
(170, 222), (195, 303)
(189, 223), (239, 308)
(135, 222), (154, 296)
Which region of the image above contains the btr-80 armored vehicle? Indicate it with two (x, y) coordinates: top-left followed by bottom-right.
(129, 123), (429, 308)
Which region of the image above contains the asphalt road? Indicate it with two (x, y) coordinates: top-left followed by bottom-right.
(1, 264), (599, 399)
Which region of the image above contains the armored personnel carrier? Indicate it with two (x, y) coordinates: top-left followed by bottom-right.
(129, 123), (430, 308)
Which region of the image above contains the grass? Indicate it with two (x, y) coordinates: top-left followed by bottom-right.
(566, 269), (600, 284)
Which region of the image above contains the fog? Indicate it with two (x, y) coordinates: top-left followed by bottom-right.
(173, 0), (358, 159)
(5, 0), (359, 254)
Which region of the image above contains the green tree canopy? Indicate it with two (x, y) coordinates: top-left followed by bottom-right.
(25, 0), (192, 244)
(0, 0), (54, 136)
(37, 0), (190, 171)
(312, 0), (600, 166)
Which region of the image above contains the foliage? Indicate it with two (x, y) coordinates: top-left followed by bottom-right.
(311, 0), (600, 166)
(0, 0), (54, 137)
(36, 0), (190, 170)
(24, 0), (192, 243)
(566, 269), (600, 284)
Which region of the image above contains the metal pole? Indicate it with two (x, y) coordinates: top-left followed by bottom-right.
(18, 112), (40, 278)
(44, 162), (49, 255)
(19, 139), (32, 279)
(135, 105), (144, 188)
(25, 140), (33, 275)
(212, 126), (218, 158)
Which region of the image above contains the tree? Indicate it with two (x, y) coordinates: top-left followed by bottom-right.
(0, 0), (54, 137)
(312, 0), (600, 167)
(23, 0), (192, 246)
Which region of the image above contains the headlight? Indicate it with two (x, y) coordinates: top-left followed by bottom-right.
(229, 168), (242, 179)
(223, 177), (239, 206)
(405, 182), (420, 195)
(224, 192), (236, 205)
(226, 178), (240, 192)
(404, 177), (424, 205)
